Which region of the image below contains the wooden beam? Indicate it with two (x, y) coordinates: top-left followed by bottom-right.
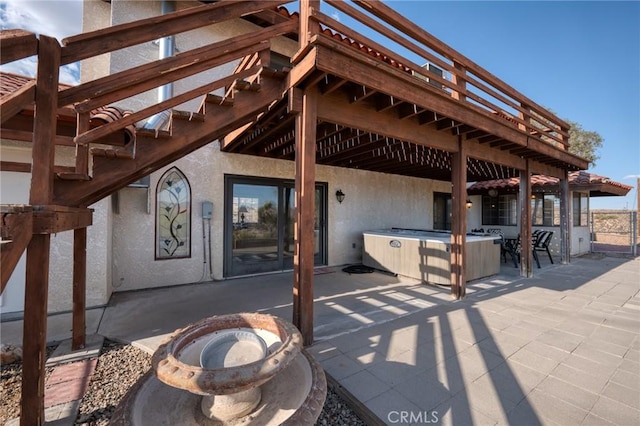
(0, 206), (33, 293)
(60, 1), (289, 65)
(22, 35), (59, 425)
(74, 65), (263, 146)
(0, 128), (76, 146)
(32, 206), (93, 234)
(72, 228), (87, 350)
(519, 161), (533, 277)
(317, 91), (457, 154)
(0, 81), (35, 124)
(450, 135), (467, 299)
(559, 169), (570, 264)
(0, 162), (75, 174)
(64, 20), (294, 109)
(55, 74), (285, 207)
(0, 29), (38, 64)
(313, 40), (587, 170)
(293, 85), (318, 347)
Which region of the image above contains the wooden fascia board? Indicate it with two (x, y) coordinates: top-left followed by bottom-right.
(0, 81), (36, 124)
(0, 30), (38, 65)
(317, 91), (457, 154)
(54, 76), (285, 206)
(312, 40), (586, 171)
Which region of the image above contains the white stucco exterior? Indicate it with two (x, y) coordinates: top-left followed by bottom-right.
(0, 0), (603, 316)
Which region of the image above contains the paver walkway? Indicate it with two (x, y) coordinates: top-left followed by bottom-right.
(309, 256), (640, 425)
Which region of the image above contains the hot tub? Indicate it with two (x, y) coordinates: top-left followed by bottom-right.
(362, 229), (501, 285)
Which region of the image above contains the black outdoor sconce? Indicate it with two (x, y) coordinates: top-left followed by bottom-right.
(336, 189), (345, 203)
(466, 199), (473, 209)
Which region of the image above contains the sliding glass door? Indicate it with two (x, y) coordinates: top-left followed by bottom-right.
(225, 176), (326, 277)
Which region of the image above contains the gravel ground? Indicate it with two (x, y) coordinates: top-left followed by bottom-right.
(1, 340), (365, 425)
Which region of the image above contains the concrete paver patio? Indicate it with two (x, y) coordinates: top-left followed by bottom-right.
(1, 255), (638, 425)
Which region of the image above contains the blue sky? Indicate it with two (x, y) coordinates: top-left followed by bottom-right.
(1, 0), (638, 209)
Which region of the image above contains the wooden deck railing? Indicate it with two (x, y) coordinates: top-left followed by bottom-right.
(304, 0), (570, 149)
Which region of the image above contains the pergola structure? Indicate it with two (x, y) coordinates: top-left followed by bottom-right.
(0, 1), (588, 423)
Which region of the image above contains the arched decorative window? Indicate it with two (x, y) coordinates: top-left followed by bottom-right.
(156, 167), (191, 259)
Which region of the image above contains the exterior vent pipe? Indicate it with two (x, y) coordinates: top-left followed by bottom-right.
(143, 0), (176, 130)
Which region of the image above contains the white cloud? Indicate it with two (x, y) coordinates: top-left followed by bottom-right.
(0, 0), (82, 83)
(1, 0), (82, 41)
(623, 174), (640, 180)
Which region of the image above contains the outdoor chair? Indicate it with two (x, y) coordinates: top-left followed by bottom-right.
(502, 235), (520, 268)
(534, 230), (554, 265)
(486, 228), (508, 263)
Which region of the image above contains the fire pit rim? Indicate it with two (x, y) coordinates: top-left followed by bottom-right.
(152, 313), (303, 395)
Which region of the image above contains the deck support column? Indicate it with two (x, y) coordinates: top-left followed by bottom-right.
(450, 136), (467, 299)
(293, 85), (317, 346)
(559, 169), (570, 264)
(72, 227), (87, 350)
(519, 160), (533, 277)
(21, 35), (60, 426)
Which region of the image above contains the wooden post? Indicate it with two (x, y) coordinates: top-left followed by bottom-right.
(519, 161), (532, 277)
(299, 0), (320, 50)
(75, 111), (90, 175)
(450, 136), (467, 299)
(451, 61), (466, 102)
(21, 35), (60, 426)
(72, 227), (87, 350)
(293, 85), (317, 346)
(559, 169), (570, 264)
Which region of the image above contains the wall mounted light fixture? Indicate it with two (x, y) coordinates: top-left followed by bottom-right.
(336, 189), (345, 203)
(466, 199), (473, 209)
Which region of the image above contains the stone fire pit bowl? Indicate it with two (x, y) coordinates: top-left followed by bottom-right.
(112, 313), (327, 425)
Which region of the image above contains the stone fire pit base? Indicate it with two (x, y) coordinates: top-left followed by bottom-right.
(112, 349), (326, 425)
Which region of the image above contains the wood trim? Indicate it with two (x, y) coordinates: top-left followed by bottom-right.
(60, 1), (290, 65)
(0, 29), (38, 64)
(0, 81), (35, 124)
(293, 85), (318, 346)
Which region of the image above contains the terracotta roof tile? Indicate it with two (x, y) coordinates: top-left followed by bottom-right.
(468, 171), (632, 195)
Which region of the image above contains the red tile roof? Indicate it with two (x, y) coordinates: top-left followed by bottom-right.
(468, 171), (632, 197)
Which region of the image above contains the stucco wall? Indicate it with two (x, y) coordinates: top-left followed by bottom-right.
(0, 144), (112, 314)
(112, 139), (452, 291)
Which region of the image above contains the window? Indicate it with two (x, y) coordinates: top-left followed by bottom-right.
(482, 194), (517, 226)
(156, 167), (191, 259)
(573, 192), (588, 227)
(532, 194), (560, 227)
(433, 192), (451, 230)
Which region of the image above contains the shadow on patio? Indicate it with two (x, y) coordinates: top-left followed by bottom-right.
(94, 255), (638, 425)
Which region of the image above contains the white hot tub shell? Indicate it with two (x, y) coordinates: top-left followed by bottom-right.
(362, 229), (501, 285)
